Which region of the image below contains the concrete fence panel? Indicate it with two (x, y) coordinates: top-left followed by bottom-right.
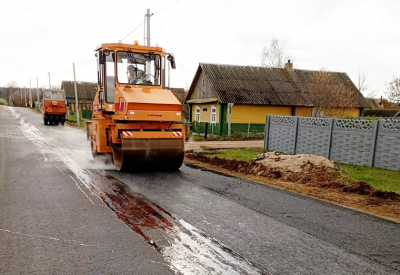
(264, 115), (400, 171)
(374, 119), (400, 170)
(268, 116), (297, 154)
(296, 117), (333, 158)
(330, 119), (377, 167)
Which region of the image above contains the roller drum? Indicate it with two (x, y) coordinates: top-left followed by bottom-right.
(113, 138), (184, 171)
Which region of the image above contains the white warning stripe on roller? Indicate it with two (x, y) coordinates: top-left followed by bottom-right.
(122, 131), (134, 137)
(173, 132), (182, 137)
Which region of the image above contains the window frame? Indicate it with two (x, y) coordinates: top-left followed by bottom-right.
(210, 105), (217, 124)
(116, 51), (162, 86)
(104, 51), (116, 103)
(195, 106), (201, 122)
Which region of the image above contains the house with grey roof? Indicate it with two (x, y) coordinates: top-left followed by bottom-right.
(185, 62), (369, 136)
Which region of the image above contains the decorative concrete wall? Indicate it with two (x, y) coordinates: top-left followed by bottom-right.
(264, 116), (400, 171)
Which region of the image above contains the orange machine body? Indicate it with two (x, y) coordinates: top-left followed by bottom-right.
(87, 42), (185, 170)
(41, 99), (67, 115)
(41, 89), (67, 126)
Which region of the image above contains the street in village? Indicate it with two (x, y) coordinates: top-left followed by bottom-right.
(1, 105), (399, 275)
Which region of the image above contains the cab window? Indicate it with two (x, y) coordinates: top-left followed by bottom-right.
(104, 52), (115, 103)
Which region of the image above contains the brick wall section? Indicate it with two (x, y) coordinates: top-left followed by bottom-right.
(264, 115), (400, 171)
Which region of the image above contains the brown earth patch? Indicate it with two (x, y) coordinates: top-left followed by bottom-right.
(185, 151), (400, 223)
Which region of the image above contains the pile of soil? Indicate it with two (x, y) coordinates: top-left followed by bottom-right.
(255, 152), (334, 172)
(186, 151), (400, 201)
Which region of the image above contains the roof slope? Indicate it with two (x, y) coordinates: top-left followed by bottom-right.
(187, 63), (370, 108)
(170, 88), (187, 104)
(61, 81), (97, 102)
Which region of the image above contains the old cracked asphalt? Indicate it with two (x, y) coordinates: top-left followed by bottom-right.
(0, 106), (399, 275)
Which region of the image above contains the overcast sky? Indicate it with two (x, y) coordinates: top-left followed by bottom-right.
(1, 0), (399, 98)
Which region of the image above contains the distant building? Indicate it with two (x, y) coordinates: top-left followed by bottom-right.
(186, 62), (370, 136)
(61, 81), (97, 112)
(170, 88), (188, 121)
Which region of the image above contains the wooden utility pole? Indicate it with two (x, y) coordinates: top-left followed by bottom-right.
(36, 77), (39, 104)
(29, 78), (32, 107)
(73, 63), (80, 126)
(228, 103), (234, 137)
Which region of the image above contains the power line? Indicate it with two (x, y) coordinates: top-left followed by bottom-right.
(121, 22), (144, 42)
(121, 0), (183, 42)
(77, 58), (95, 67)
(50, 68), (73, 77)
(153, 17), (190, 77)
(50, 58), (95, 77)
(154, 0), (182, 15)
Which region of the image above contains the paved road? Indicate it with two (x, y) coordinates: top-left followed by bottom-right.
(0, 106), (399, 275)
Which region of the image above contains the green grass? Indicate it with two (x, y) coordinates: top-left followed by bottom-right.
(29, 107), (41, 113)
(0, 98), (8, 105)
(338, 163), (400, 194)
(66, 114), (87, 128)
(189, 134), (264, 142)
(203, 148), (265, 162)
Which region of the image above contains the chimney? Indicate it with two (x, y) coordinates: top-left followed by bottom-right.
(284, 60), (293, 72)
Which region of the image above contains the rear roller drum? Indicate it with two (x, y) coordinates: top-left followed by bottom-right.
(44, 114), (48, 125)
(112, 139), (184, 171)
(55, 115), (60, 126)
(61, 115), (65, 126)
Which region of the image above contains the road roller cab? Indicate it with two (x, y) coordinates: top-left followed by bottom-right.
(87, 42), (185, 170)
(41, 89), (67, 126)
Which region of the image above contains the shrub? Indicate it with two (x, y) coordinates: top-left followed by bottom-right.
(0, 98), (8, 105)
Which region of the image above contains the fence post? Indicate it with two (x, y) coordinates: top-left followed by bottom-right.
(369, 120), (379, 167)
(247, 123), (250, 137)
(327, 118), (335, 159)
(264, 116), (270, 151)
(293, 117), (299, 154)
(327, 118), (334, 160)
(204, 122), (208, 139)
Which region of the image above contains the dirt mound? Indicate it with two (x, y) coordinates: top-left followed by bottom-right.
(186, 151), (400, 201)
(343, 181), (400, 200)
(256, 152), (334, 173)
(186, 151), (342, 188)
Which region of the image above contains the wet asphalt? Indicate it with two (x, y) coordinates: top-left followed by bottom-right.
(1, 106), (399, 275)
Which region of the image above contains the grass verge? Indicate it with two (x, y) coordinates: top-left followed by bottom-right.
(0, 98), (8, 105)
(338, 163), (400, 194)
(189, 134), (264, 142)
(203, 148), (400, 195)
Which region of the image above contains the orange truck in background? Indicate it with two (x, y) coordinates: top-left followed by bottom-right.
(41, 89), (67, 126)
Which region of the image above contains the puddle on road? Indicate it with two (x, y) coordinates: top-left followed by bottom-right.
(7, 106), (268, 275)
(93, 173), (267, 275)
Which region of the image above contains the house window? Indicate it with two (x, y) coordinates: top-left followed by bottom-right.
(195, 106), (201, 122)
(211, 105), (216, 124)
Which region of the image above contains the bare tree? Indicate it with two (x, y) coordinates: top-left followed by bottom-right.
(311, 68), (357, 117)
(356, 70), (378, 98)
(385, 76), (400, 106)
(261, 37), (291, 68)
(357, 70), (368, 94)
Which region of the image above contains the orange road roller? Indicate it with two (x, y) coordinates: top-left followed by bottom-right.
(87, 42), (185, 171)
(41, 89), (67, 126)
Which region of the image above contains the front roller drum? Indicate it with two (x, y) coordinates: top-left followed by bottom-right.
(113, 139), (184, 171)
